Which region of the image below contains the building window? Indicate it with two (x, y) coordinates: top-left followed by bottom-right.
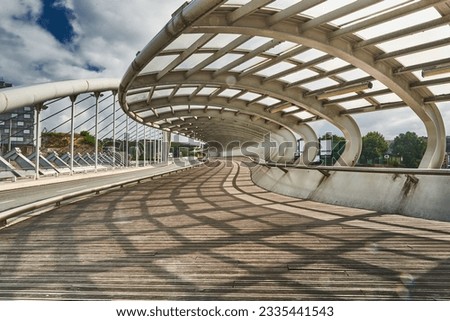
(24, 129), (31, 134)
(11, 113), (18, 118)
(24, 114), (31, 119)
(10, 137), (24, 142)
(4, 129), (9, 134)
(17, 121), (24, 126)
(0, 121), (4, 126)
(24, 107), (31, 111)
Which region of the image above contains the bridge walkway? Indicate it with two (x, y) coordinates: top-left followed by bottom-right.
(0, 160), (449, 300)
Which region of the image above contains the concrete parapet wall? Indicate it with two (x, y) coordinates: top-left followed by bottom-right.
(251, 164), (450, 222)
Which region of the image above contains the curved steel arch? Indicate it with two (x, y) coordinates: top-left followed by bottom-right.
(132, 94), (316, 141)
(158, 111), (283, 137)
(134, 94), (318, 164)
(187, 6), (444, 168)
(120, 0), (450, 168)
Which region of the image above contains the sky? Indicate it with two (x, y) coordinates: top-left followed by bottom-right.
(0, 0), (448, 141)
(0, 0), (186, 85)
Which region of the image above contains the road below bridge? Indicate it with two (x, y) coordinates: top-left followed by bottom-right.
(0, 159), (449, 300)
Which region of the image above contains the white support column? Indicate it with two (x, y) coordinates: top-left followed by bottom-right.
(112, 91), (117, 169)
(34, 103), (45, 180)
(125, 117), (129, 167)
(153, 128), (156, 164)
(165, 131), (172, 164)
(69, 95), (77, 175)
(94, 92), (101, 173)
(143, 125), (147, 167)
(135, 123), (139, 167)
(158, 131), (162, 163)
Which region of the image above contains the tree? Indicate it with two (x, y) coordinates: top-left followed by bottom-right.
(391, 131), (427, 168)
(360, 131), (388, 164)
(80, 130), (96, 146)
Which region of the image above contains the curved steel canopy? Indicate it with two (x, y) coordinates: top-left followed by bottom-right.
(119, 0), (450, 168)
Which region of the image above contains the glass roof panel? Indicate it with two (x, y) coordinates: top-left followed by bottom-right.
(137, 109), (155, 117)
(218, 89), (242, 97)
(293, 111), (315, 119)
(301, 78), (339, 91)
(356, 8), (439, 40)
(339, 99), (371, 110)
(206, 53), (243, 69)
(302, 0), (357, 18)
(175, 53), (213, 70)
(224, 0), (248, 5)
(231, 56), (266, 72)
(239, 92), (262, 101)
(165, 34), (204, 50)
(198, 87), (218, 96)
(255, 61), (296, 77)
(315, 58), (349, 71)
(203, 34), (241, 48)
(172, 105), (189, 111)
(377, 26), (450, 53)
(127, 93), (148, 104)
(140, 55), (178, 74)
(396, 45), (450, 68)
(280, 69), (318, 84)
(292, 49), (327, 63)
(365, 80), (388, 92)
(265, 42), (299, 55)
(176, 87), (198, 96)
(268, 0), (303, 10)
(190, 105), (206, 110)
(153, 89), (173, 98)
(331, 0), (414, 28)
(374, 93), (402, 104)
(155, 106), (172, 114)
(237, 36), (273, 51)
(336, 69), (370, 81)
(259, 97), (281, 106)
(425, 84), (449, 96)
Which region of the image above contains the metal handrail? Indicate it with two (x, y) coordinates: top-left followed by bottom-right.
(256, 160), (450, 176)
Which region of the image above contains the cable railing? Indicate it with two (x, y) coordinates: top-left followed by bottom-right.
(0, 79), (168, 181)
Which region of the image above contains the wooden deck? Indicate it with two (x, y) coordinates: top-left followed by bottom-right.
(0, 159), (449, 300)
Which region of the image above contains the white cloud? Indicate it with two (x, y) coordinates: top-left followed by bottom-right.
(0, 0), (186, 85)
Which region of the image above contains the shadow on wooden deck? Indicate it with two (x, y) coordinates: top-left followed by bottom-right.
(0, 160), (449, 300)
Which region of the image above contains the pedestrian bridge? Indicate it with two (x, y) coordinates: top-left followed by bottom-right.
(0, 0), (449, 300)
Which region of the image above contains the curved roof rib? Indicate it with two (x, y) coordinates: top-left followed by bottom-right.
(120, 0), (450, 168)
(0, 78), (120, 113)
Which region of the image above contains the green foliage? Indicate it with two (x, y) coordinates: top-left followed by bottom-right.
(391, 131), (427, 168)
(42, 132), (66, 138)
(360, 131), (388, 164)
(80, 131), (96, 146)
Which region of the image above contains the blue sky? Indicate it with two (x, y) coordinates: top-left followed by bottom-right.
(37, 0), (76, 45)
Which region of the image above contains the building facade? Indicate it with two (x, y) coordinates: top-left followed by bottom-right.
(0, 81), (35, 155)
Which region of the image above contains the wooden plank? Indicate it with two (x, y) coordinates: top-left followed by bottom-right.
(0, 159), (449, 300)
